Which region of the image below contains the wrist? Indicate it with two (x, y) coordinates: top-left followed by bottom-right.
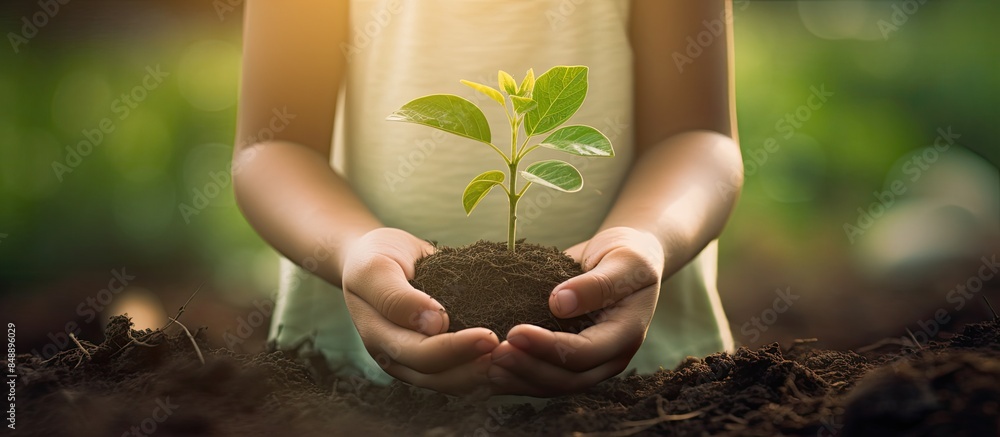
(331, 225), (383, 285)
(596, 221), (678, 274)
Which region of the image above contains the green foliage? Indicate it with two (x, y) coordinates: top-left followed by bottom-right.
(539, 125), (613, 157)
(524, 66), (588, 136)
(459, 80), (504, 107)
(388, 66), (614, 251)
(498, 70), (519, 96)
(462, 170), (505, 215)
(387, 94), (491, 144)
(521, 160), (583, 193)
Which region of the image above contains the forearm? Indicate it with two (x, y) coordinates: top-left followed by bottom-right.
(599, 130), (743, 277)
(233, 141), (382, 287)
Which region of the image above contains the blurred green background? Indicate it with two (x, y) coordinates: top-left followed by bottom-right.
(1, 1), (997, 355)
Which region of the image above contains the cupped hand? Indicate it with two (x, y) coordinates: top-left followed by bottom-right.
(341, 228), (499, 395)
(488, 226), (665, 396)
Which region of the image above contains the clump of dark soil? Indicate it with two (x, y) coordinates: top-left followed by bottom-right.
(841, 350), (1000, 437)
(8, 315), (1000, 436)
(410, 240), (593, 338)
(12, 317), (382, 436)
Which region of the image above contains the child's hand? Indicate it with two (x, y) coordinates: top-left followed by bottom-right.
(341, 228), (499, 395)
(487, 227), (664, 396)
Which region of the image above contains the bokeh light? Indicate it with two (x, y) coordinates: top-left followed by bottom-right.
(102, 287), (167, 331)
(104, 111), (174, 183)
(176, 39), (241, 112)
(797, 1), (882, 41)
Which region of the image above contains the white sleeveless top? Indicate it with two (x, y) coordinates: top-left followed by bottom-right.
(269, 0), (734, 385)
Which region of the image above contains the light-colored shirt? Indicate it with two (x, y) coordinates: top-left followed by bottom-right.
(269, 0), (734, 385)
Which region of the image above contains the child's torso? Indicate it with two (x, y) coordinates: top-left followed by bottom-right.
(335, 0), (635, 248)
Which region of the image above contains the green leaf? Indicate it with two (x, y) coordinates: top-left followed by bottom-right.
(521, 160), (583, 193)
(518, 68), (535, 96)
(524, 66), (588, 136)
(387, 94), (491, 144)
(510, 95), (537, 114)
(538, 125), (614, 157)
(462, 170), (505, 215)
(498, 70), (518, 95)
(460, 80), (505, 107)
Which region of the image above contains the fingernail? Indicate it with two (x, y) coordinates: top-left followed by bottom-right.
(418, 310), (443, 335)
(475, 339), (494, 353)
(555, 289), (578, 315)
(508, 335), (530, 350)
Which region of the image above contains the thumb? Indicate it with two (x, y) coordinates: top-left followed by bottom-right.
(549, 247), (656, 318)
(344, 255), (450, 336)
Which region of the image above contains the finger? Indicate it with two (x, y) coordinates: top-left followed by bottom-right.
(345, 291), (498, 373)
(497, 310), (646, 372)
(490, 348), (631, 396)
(550, 247), (657, 318)
(387, 353), (493, 396)
(345, 253), (449, 335)
(370, 327), (498, 374)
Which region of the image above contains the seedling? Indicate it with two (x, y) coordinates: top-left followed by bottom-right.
(387, 66), (614, 252)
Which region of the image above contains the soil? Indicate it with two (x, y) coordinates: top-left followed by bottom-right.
(410, 240), (594, 339)
(8, 314), (1000, 436)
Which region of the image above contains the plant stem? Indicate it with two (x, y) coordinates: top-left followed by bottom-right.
(508, 163), (518, 253)
(508, 111), (519, 252)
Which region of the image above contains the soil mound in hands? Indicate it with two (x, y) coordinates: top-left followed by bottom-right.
(410, 240), (593, 338)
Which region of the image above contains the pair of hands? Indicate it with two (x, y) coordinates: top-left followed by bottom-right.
(341, 227), (664, 397)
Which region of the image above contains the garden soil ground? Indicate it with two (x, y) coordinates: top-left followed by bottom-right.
(8, 314), (1000, 436)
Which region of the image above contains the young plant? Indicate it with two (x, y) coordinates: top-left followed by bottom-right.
(387, 66), (614, 252)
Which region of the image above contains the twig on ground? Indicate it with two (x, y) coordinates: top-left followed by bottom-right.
(69, 333), (91, 370)
(983, 296), (999, 321)
(109, 325), (164, 359)
(127, 329), (158, 348)
(573, 396), (707, 437)
(905, 328), (925, 350)
(856, 337), (912, 353)
(161, 280), (205, 331)
(169, 317), (205, 365)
